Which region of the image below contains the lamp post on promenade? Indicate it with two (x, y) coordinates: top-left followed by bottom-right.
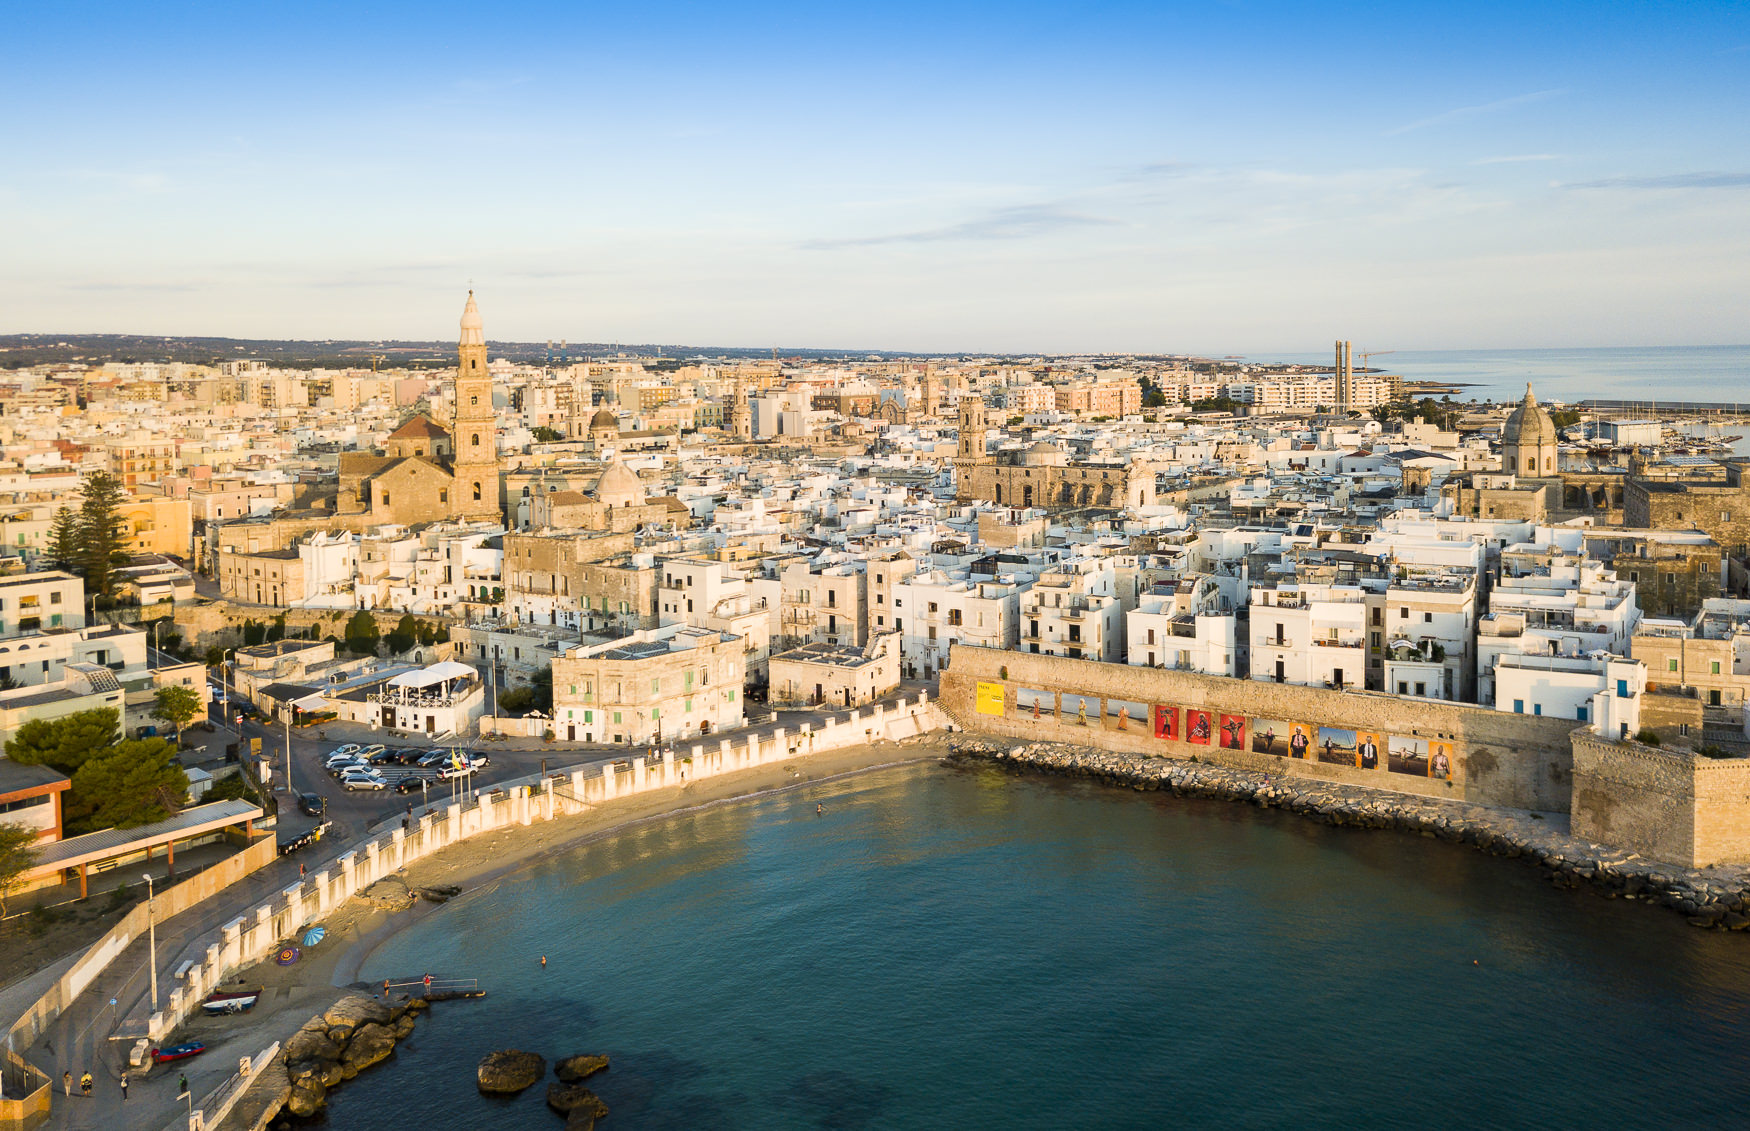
(142, 873), (159, 1013)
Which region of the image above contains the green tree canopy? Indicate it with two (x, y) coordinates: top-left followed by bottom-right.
(343, 611), (380, 655)
(531, 425), (564, 442)
(0, 823), (39, 917)
(65, 739), (188, 834)
(386, 613), (420, 655)
(48, 506), (81, 570)
(77, 470), (131, 598)
(3, 707), (121, 775)
(152, 685), (203, 743)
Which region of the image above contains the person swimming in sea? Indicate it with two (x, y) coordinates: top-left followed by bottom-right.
(816, 804), (824, 815)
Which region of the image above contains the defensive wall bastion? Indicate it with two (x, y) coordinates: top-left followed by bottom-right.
(939, 645), (1750, 872)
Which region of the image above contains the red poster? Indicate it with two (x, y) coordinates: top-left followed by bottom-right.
(1153, 705), (1179, 741)
(1186, 710), (1212, 745)
(1219, 714), (1246, 750)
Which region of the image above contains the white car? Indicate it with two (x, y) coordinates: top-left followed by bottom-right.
(340, 770), (387, 791)
(325, 753), (366, 769)
(435, 760), (479, 782)
(330, 743), (363, 758)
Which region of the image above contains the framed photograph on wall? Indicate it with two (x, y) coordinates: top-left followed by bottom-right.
(1107, 699), (1148, 731)
(1219, 714), (1246, 750)
(1153, 705), (1179, 741)
(1186, 710), (1213, 745)
(1316, 726), (1357, 766)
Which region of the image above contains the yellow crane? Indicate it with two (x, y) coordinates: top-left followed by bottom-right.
(1358, 349), (1395, 369)
(367, 354), (388, 373)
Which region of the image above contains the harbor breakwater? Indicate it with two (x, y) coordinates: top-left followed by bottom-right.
(949, 737), (1750, 931)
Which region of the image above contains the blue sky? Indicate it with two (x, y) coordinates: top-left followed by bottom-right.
(5, 1), (1748, 352)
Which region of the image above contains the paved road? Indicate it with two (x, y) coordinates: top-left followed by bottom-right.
(25, 681), (931, 1129)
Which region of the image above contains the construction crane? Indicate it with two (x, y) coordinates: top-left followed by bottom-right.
(1358, 350), (1395, 370)
(367, 354), (388, 373)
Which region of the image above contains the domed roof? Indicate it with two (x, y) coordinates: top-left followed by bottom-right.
(459, 290), (484, 346)
(590, 408), (619, 429)
(1022, 440), (1068, 466)
(1502, 383), (1556, 446)
(594, 460), (643, 508)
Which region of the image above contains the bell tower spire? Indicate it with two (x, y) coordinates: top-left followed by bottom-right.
(451, 290), (501, 521)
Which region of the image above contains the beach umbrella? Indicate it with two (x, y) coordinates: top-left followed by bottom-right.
(275, 946), (301, 966)
(302, 927), (327, 947)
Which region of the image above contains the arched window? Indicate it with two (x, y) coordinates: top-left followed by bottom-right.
(472, 434), (480, 447)
(473, 482), (482, 501)
(470, 359), (477, 369)
(470, 395), (478, 406)
(1507, 455), (1517, 473)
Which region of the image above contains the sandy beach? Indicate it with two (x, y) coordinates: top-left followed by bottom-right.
(205, 733), (951, 1129)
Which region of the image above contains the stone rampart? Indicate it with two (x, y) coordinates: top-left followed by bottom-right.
(173, 601), (455, 652)
(1572, 733), (1750, 869)
(940, 645), (1576, 812)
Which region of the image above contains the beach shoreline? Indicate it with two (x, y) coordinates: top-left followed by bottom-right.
(209, 735), (950, 1128)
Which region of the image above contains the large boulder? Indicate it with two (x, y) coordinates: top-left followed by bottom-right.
(554, 1054), (609, 1083)
(393, 1013), (418, 1038)
(343, 1022), (398, 1073)
(358, 877), (416, 911)
(323, 995), (392, 1042)
(565, 1111), (598, 1131)
(284, 1026), (343, 1065)
(285, 1076), (327, 1118)
(477, 1049), (545, 1094)
(547, 1082), (610, 1118)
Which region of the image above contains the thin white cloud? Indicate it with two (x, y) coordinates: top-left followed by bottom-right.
(1472, 153), (1563, 165)
(1385, 89), (1565, 136)
(1566, 172), (1750, 190)
(801, 204), (1119, 249)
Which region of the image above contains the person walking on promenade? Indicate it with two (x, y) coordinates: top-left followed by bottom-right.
(62, 1071), (71, 1097)
(79, 1072), (92, 1097)
(177, 1072), (188, 1098)
(120, 1071), (128, 1100)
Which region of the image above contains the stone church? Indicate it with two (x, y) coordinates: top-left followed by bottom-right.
(337, 291), (503, 526)
(953, 397), (1158, 511)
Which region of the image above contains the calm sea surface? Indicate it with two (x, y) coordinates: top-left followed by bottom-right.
(1251, 344), (1750, 407)
(327, 763), (1750, 1129)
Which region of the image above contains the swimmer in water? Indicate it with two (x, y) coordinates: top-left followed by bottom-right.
(816, 804), (824, 815)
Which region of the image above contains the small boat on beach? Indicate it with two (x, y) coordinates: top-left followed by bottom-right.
(201, 988), (261, 1016)
(152, 1041), (207, 1064)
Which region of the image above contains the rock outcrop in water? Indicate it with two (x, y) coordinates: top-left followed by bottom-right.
(950, 737), (1750, 931)
(555, 1053), (610, 1082)
(477, 1048), (546, 1093)
(272, 992), (432, 1116)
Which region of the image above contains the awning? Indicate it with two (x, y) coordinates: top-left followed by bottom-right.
(292, 692), (331, 711)
(387, 661), (475, 688)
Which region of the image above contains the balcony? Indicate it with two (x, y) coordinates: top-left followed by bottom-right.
(1256, 637), (1294, 649)
(1313, 638), (1363, 649)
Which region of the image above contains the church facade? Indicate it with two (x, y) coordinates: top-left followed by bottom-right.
(337, 291), (503, 527)
(953, 398), (1157, 511)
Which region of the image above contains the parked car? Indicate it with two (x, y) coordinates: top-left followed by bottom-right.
(435, 761), (477, 782)
(466, 751), (490, 768)
(394, 779), (425, 795)
(358, 744), (387, 761)
(297, 793), (326, 818)
(418, 750), (458, 769)
(324, 752), (365, 768)
(328, 761), (368, 779)
(330, 743), (362, 758)
(340, 771), (387, 791)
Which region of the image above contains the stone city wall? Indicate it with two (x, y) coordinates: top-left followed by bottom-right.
(1572, 732), (1750, 869)
(173, 600), (455, 652)
(939, 645), (1578, 812)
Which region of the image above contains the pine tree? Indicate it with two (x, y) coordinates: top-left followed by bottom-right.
(76, 471), (130, 598)
(48, 506), (82, 569)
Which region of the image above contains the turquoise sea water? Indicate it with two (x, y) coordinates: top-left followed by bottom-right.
(1252, 344), (1750, 406)
(327, 763), (1750, 1129)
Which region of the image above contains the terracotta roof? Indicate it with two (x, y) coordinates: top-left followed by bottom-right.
(388, 414), (449, 440)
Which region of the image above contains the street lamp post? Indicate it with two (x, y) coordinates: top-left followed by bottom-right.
(283, 710), (293, 796)
(142, 873), (158, 1013)
(224, 648), (238, 743)
(151, 621), (160, 669)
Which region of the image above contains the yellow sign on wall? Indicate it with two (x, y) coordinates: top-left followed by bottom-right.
(249, 738), (262, 756)
(975, 681), (1005, 716)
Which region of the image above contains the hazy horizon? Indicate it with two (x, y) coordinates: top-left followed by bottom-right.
(7, 1), (1747, 354)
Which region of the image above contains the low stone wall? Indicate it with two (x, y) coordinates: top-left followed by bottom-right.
(173, 600), (456, 652)
(956, 736), (1750, 931)
(940, 645), (1578, 812)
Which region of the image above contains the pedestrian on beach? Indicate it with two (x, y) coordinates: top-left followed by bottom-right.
(120, 1071), (128, 1100)
(62, 1071), (70, 1097)
(80, 1072), (92, 1097)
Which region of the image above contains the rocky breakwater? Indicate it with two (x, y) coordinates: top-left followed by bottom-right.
(950, 737), (1750, 931)
(272, 992), (428, 1117)
(477, 1048), (612, 1130)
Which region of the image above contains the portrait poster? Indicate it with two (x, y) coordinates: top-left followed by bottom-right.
(1356, 730), (1385, 771)
(1106, 698), (1148, 731)
(1316, 726), (1357, 766)
(1387, 735), (1428, 776)
(975, 681), (1005, 716)
(1153, 705), (1179, 741)
(1218, 714), (1246, 750)
(1061, 693), (1099, 727)
(1250, 718), (1294, 756)
(1015, 687), (1053, 720)
(1287, 722), (1314, 759)
(1429, 741), (1455, 781)
(1186, 709), (1213, 745)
